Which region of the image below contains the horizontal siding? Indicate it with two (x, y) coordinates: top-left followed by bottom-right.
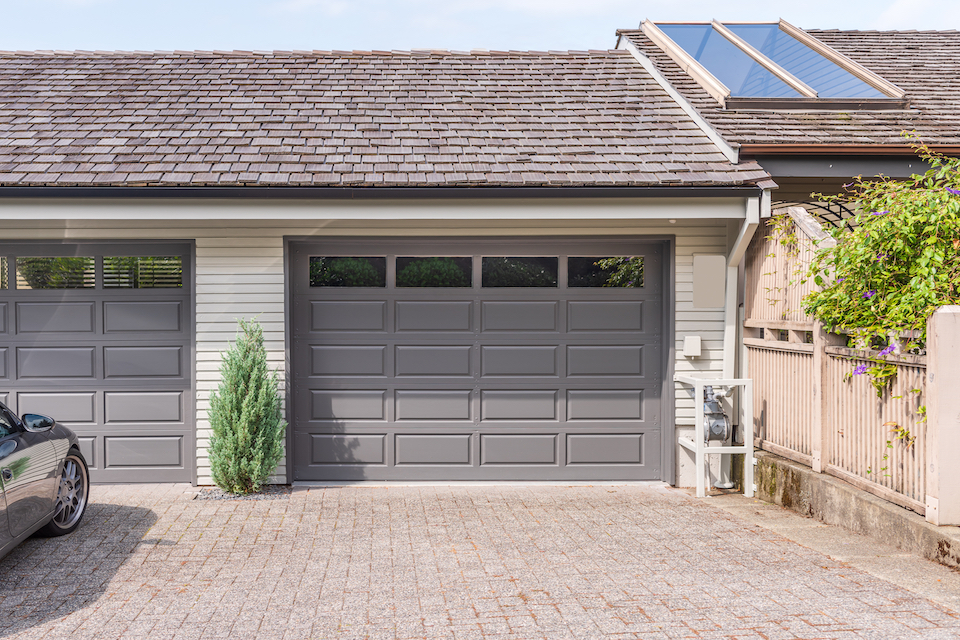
(1, 212), (734, 483)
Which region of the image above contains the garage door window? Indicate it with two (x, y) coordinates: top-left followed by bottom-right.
(16, 257), (95, 290)
(568, 257), (644, 288)
(104, 256), (182, 288)
(481, 257), (558, 288)
(310, 257), (386, 287)
(396, 257), (472, 288)
(0, 257), (6, 289)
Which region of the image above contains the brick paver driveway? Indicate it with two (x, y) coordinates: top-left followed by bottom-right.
(0, 483), (958, 639)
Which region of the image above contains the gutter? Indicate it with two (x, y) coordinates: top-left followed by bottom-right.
(0, 185), (763, 200)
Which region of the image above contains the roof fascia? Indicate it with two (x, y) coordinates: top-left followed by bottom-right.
(0, 185), (762, 199)
(617, 37), (740, 164)
(779, 19), (906, 98)
(741, 144), (960, 156)
(711, 20), (818, 98)
(747, 154), (932, 179)
(640, 20), (731, 107)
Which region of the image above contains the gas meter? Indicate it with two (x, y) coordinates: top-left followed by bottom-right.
(703, 385), (732, 444)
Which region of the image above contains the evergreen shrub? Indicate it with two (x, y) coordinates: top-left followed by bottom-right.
(208, 319), (286, 494)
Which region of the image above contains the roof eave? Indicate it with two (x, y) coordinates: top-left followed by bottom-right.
(0, 185), (767, 200)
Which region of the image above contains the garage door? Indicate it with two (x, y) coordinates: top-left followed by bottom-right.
(0, 243), (193, 482)
(290, 238), (666, 481)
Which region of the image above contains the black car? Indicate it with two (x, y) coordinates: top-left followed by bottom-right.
(0, 401), (89, 559)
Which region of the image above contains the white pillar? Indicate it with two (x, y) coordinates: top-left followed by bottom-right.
(925, 306), (960, 525)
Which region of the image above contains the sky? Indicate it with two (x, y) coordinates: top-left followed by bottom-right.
(4, 0), (958, 52)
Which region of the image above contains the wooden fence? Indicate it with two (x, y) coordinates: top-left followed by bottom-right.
(743, 207), (928, 515)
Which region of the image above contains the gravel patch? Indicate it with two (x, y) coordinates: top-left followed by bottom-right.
(193, 485), (292, 500)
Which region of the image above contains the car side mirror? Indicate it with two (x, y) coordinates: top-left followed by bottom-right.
(21, 414), (55, 432)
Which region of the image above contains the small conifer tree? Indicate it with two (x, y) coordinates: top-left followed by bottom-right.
(208, 319), (286, 494)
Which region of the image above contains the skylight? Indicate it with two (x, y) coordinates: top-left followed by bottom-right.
(642, 20), (906, 110)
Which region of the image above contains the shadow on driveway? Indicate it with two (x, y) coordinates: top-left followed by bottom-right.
(0, 499), (158, 637)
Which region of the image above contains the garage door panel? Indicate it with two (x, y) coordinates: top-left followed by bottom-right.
(567, 390), (643, 420)
(569, 301), (644, 332)
(104, 346), (182, 378)
(19, 392), (95, 423)
(104, 436), (182, 467)
(17, 302), (94, 334)
(311, 301), (386, 332)
(76, 436), (96, 469)
(311, 434), (385, 465)
(0, 348), (6, 379)
(396, 390), (471, 420)
(105, 392), (182, 423)
(481, 301), (557, 332)
(311, 345), (385, 376)
(480, 390), (557, 420)
(481, 346), (558, 377)
(395, 345), (471, 377)
(104, 301), (182, 333)
(0, 303), (6, 333)
(481, 434), (556, 465)
(567, 434), (644, 464)
(395, 434), (471, 465)
(396, 301), (472, 332)
(18, 347), (95, 379)
(311, 390), (386, 420)
(567, 345), (645, 377)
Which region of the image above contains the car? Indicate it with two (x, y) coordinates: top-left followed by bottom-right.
(0, 400), (89, 559)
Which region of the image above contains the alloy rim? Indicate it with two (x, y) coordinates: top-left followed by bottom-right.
(52, 455), (87, 529)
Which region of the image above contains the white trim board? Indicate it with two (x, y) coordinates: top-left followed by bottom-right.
(0, 197), (750, 221)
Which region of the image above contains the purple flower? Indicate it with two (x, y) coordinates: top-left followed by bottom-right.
(837, 277), (847, 283)
(853, 365), (868, 375)
(947, 188), (960, 196)
(878, 344), (896, 356)
(862, 290), (877, 299)
(871, 210), (887, 216)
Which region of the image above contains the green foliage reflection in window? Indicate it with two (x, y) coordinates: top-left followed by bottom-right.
(481, 257), (558, 287)
(396, 257), (471, 288)
(310, 257), (386, 287)
(568, 257), (644, 288)
(0, 257), (6, 289)
(16, 257), (95, 289)
(104, 256), (182, 288)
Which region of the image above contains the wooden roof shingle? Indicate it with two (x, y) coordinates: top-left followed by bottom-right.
(0, 49), (769, 189)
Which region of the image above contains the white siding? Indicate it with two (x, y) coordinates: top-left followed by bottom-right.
(2, 204), (741, 484)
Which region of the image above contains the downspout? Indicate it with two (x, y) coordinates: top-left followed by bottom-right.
(714, 190), (765, 489)
(723, 190), (766, 378)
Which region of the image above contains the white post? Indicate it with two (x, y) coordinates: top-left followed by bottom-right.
(925, 306), (960, 525)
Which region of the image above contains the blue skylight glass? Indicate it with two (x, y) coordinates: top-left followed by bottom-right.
(726, 24), (886, 99)
(657, 24), (802, 99)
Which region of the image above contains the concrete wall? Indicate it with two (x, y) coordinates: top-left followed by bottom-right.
(1, 196), (747, 484)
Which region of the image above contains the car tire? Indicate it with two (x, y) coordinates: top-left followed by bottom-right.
(38, 449), (89, 537)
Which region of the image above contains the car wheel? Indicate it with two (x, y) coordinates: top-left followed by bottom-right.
(38, 450), (89, 537)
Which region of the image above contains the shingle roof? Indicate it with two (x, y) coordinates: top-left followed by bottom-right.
(619, 28), (960, 148)
(0, 49), (769, 188)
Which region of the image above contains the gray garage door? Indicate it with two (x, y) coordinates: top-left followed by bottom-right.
(0, 243), (194, 482)
(291, 238), (667, 481)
